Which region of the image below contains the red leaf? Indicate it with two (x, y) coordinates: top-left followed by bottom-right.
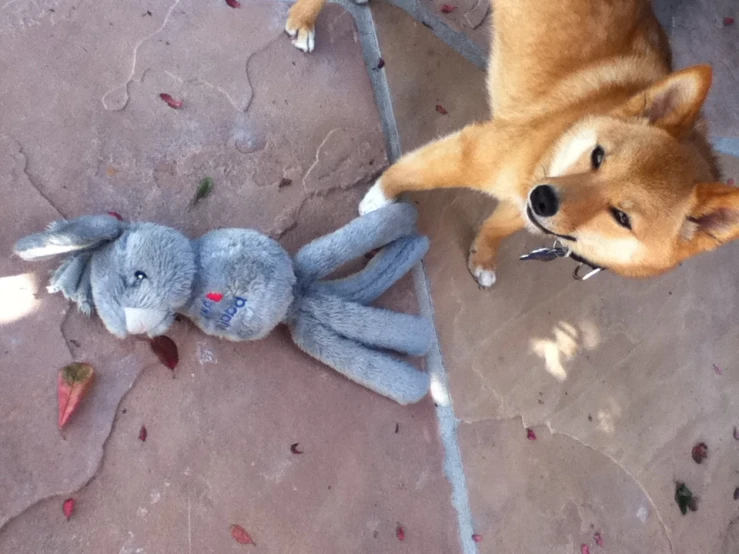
(691, 442), (708, 464)
(139, 425), (148, 442)
(440, 4), (457, 13)
(107, 211), (123, 221)
(396, 525), (405, 541)
(472, 533), (483, 543)
(230, 524), (255, 545)
(63, 498), (76, 520)
(290, 442), (304, 454)
(206, 292), (224, 302)
(435, 104), (448, 115)
(226, 0), (241, 7)
(159, 93), (183, 109)
(724, 16), (735, 26)
(150, 336), (179, 370)
(713, 363), (723, 375)
(58, 363), (95, 428)
(526, 428), (537, 440)
(594, 532), (603, 547)
(581, 545), (591, 554)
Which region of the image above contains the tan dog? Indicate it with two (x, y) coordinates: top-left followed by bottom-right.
(291, 0), (737, 286)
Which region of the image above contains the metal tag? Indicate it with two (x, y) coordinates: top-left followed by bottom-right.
(519, 244), (570, 262)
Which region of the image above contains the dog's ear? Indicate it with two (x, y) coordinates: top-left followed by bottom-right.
(619, 65), (713, 138)
(678, 182), (739, 259)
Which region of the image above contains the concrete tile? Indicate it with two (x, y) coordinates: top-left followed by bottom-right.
(0, 1), (458, 551)
(372, 2), (490, 153)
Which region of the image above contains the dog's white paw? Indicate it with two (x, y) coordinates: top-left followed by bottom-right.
(285, 21), (315, 53)
(470, 265), (497, 288)
(359, 179), (394, 215)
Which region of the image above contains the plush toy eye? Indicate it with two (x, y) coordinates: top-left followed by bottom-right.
(591, 145), (605, 169)
(610, 207), (631, 230)
(134, 270), (148, 281)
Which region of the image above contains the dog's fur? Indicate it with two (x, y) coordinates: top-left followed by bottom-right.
(290, 0), (739, 286)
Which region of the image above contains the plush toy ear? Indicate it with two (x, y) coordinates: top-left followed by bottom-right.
(618, 65), (713, 138)
(678, 182), (739, 260)
(14, 214), (125, 261)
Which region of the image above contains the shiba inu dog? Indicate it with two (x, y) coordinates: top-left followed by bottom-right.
(289, 0), (737, 286)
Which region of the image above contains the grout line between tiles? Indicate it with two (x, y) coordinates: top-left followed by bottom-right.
(336, 1), (479, 552)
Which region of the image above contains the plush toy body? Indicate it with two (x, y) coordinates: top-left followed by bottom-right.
(15, 204), (432, 404)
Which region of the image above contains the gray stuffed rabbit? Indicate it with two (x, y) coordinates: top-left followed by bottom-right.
(14, 204), (432, 404)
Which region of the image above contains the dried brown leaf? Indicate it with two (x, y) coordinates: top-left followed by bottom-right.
(230, 524), (255, 545)
(150, 336), (179, 370)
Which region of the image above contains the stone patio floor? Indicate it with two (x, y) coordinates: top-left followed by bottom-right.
(1, 0), (738, 553)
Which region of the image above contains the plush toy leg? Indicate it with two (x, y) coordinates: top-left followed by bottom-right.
(302, 294), (433, 356)
(289, 313), (430, 405)
(313, 235), (429, 305)
(293, 203), (419, 284)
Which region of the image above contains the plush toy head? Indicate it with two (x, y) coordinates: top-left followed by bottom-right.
(14, 215), (196, 338)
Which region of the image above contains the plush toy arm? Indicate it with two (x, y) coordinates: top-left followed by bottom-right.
(312, 235), (428, 304)
(14, 214), (125, 260)
(289, 311), (430, 405)
(293, 203), (418, 285)
(302, 294), (433, 356)
(47, 251), (94, 314)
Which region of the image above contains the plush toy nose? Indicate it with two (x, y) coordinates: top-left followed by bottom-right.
(124, 307), (168, 335)
(530, 185), (559, 217)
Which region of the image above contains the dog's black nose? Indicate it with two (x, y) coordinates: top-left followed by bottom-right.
(530, 185), (559, 217)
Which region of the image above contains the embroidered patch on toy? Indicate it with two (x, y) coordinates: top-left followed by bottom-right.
(205, 292), (224, 302)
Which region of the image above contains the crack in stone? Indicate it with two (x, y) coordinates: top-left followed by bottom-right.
(300, 127), (343, 191)
(243, 34), (283, 115)
(269, 167), (382, 239)
(545, 423), (675, 554)
(13, 140), (67, 219)
(101, 0), (184, 111)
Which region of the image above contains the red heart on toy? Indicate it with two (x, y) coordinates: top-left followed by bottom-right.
(206, 292), (224, 302)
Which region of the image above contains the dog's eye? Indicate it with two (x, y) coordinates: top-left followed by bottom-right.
(610, 208), (631, 230)
(134, 270), (148, 281)
(591, 145), (605, 169)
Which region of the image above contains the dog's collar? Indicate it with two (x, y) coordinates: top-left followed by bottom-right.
(519, 240), (605, 281)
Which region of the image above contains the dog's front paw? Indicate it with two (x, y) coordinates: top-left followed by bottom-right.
(285, 9), (316, 53)
(468, 248), (497, 289)
(359, 179), (395, 215)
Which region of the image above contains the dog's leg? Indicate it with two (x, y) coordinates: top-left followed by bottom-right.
(468, 201), (524, 288)
(359, 129), (488, 214)
(286, 0), (369, 53)
(285, 0), (326, 52)
(360, 121), (526, 287)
